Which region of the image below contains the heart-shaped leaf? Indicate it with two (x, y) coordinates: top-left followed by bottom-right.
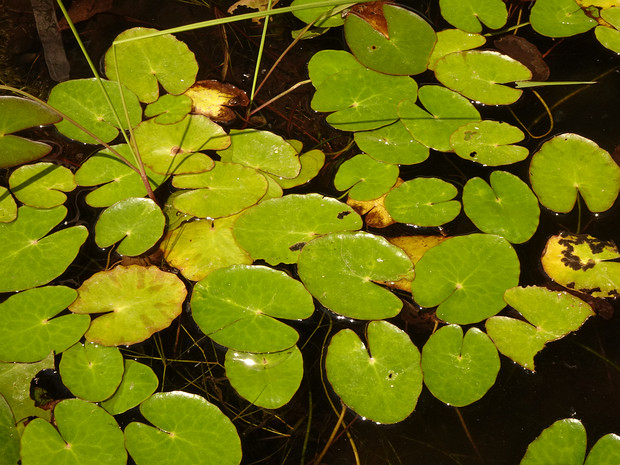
(585, 432), (620, 465)
(596, 7), (620, 53)
(530, 0), (597, 37)
(428, 29), (486, 70)
(270, 148), (325, 189)
(100, 360), (159, 415)
(291, 0), (345, 27)
(439, 0), (507, 33)
(520, 418), (586, 465)
(0, 187), (17, 223)
(354, 121), (429, 165)
(144, 94), (192, 124)
(8, 162), (76, 208)
(334, 154), (399, 201)
(308, 50), (364, 88)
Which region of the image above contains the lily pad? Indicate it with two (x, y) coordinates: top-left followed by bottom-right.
(439, 0), (507, 33)
(450, 121), (529, 166)
(434, 51), (532, 105)
(233, 194), (362, 265)
(225, 346), (303, 409)
(161, 216), (252, 281)
(585, 432), (620, 465)
(172, 162), (269, 218)
(0, 205), (88, 293)
(69, 265), (187, 346)
(411, 234), (520, 324)
(100, 360), (159, 415)
(0, 286), (88, 363)
(596, 7), (620, 53)
(297, 231), (413, 320)
(344, 3), (436, 75)
(124, 391), (241, 465)
(59, 343), (124, 402)
(291, 0), (344, 27)
(520, 418), (586, 465)
(270, 149), (325, 189)
(0, 96), (61, 168)
(183, 80), (249, 123)
(334, 154), (399, 201)
(463, 171), (540, 244)
(398, 86), (481, 152)
(530, 0), (597, 37)
(325, 320), (423, 424)
(8, 162), (76, 208)
(0, 394), (19, 465)
(428, 29), (486, 70)
(529, 133), (620, 213)
(191, 265), (315, 352)
(95, 198), (165, 256)
(105, 27), (198, 103)
(20, 399), (127, 465)
(384, 177), (461, 227)
(133, 114), (228, 175)
(47, 78), (142, 144)
(0, 187), (17, 223)
(144, 94), (192, 124)
(307, 50), (364, 88)
(347, 183), (398, 228)
(354, 121), (429, 165)
(421, 325), (500, 406)
(541, 233), (620, 298)
(486, 286), (594, 370)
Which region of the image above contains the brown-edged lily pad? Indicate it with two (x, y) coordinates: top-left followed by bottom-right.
(184, 80), (249, 122)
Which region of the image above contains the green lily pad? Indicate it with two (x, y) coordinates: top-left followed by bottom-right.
(450, 120), (529, 165)
(161, 216), (252, 281)
(585, 433), (620, 465)
(411, 234), (520, 324)
(354, 121), (429, 165)
(172, 162), (268, 218)
(95, 198), (166, 256)
(463, 171), (540, 244)
(133, 114), (228, 175)
(270, 149), (325, 189)
(344, 3), (436, 75)
(421, 325), (500, 407)
(100, 360), (159, 415)
(434, 51), (532, 105)
(439, 0), (507, 33)
(298, 231), (413, 320)
(0, 286), (88, 363)
(0, 187), (17, 223)
(47, 78), (142, 144)
(20, 399), (126, 465)
(334, 154), (399, 201)
(529, 133), (620, 213)
(124, 391), (241, 465)
(325, 320), (423, 424)
(0, 96), (61, 168)
(8, 162), (76, 208)
(520, 418), (586, 465)
(105, 27), (198, 103)
(486, 286), (594, 370)
(384, 177), (461, 227)
(311, 67), (419, 131)
(398, 86), (481, 152)
(191, 265), (314, 352)
(144, 93), (192, 124)
(291, 0), (344, 27)
(225, 346), (303, 409)
(69, 265), (187, 346)
(596, 7), (620, 53)
(233, 194), (362, 265)
(307, 50), (365, 88)
(75, 144), (167, 208)
(428, 29), (486, 70)
(0, 205), (88, 293)
(541, 233), (620, 298)
(0, 394), (19, 465)
(0, 353), (54, 424)
(530, 0), (597, 37)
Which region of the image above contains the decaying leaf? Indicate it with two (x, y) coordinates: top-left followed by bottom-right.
(228, 0), (281, 23)
(346, 178), (401, 228)
(183, 80), (249, 122)
(344, 1), (393, 38)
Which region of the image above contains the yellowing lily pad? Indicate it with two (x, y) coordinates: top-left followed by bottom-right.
(183, 80), (249, 122)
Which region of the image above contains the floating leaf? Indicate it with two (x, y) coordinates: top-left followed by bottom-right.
(172, 162), (268, 218)
(104, 27), (198, 103)
(101, 360), (159, 415)
(347, 185), (398, 228)
(291, 0), (344, 27)
(21, 399), (127, 465)
(124, 392), (241, 465)
(0, 394), (19, 465)
(8, 162), (76, 208)
(385, 177), (461, 227)
(596, 7), (620, 53)
(0, 205), (88, 293)
(411, 234), (520, 324)
(183, 80), (249, 122)
(541, 234), (620, 298)
(463, 171), (540, 244)
(388, 235), (448, 265)
(344, 3), (436, 75)
(270, 149), (325, 189)
(486, 286), (594, 370)
(585, 432), (620, 465)
(326, 320), (423, 424)
(450, 121), (529, 166)
(428, 29), (486, 70)
(0, 187), (17, 223)
(0, 96), (61, 168)
(298, 231), (413, 320)
(530, 0), (597, 37)
(434, 51), (532, 105)
(439, 0), (507, 33)
(354, 121), (429, 165)
(47, 78), (142, 144)
(69, 265), (187, 346)
(144, 94), (192, 124)
(307, 50), (364, 88)
(520, 418), (586, 465)
(233, 194), (362, 265)
(191, 265), (314, 352)
(225, 346), (303, 409)
(529, 133), (620, 213)
(0, 286), (88, 363)
(398, 85), (481, 152)
(421, 325), (499, 406)
(334, 154), (399, 201)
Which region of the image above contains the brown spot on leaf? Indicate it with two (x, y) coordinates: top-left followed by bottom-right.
(346, 1), (394, 39)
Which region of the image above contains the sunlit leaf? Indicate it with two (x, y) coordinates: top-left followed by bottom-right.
(144, 94), (192, 124)
(530, 0), (597, 37)
(428, 29), (486, 70)
(354, 121), (429, 165)
(183, 80), (248, 122)
(100, 360), (159, 415)
(439, 0), (507, 33)
(9, 162), (76, 208)
(334, 154), (399, 201)
(0, 187), (17, 223)
(0, 394), (19, 465)
(520, 418), (586, 465)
